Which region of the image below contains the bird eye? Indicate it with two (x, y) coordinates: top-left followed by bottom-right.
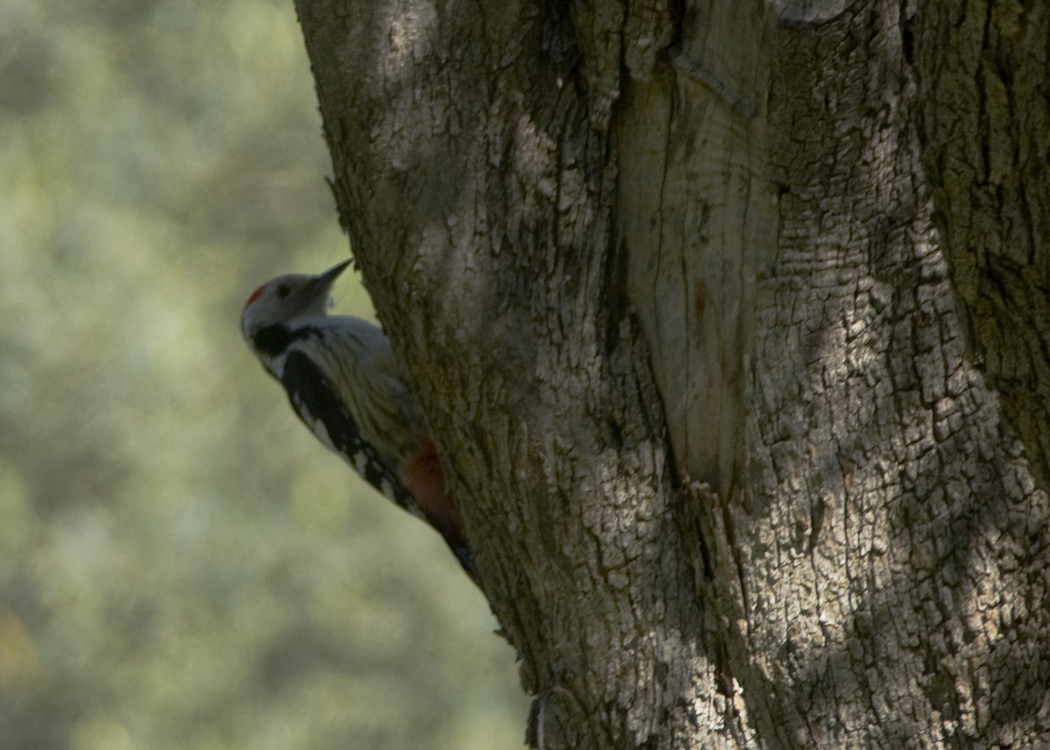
(275, 283), (291, 299)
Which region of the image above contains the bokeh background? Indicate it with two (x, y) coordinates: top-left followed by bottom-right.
(0, 1), (528, 747)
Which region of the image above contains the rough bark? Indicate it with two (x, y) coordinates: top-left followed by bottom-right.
(294, 0), (1050, 747)
(749, 2), (1050, 746)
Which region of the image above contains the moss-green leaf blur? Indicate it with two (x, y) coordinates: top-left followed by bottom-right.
(0, 2), (527, 747)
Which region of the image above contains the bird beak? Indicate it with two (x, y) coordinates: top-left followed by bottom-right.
(306, 259), (352, 299)
(317, 259), (352, 286)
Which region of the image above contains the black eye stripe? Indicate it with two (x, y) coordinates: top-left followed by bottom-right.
(275, 283), (291, 298)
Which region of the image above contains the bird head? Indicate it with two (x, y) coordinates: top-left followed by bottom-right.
(241, 259), (351, 341)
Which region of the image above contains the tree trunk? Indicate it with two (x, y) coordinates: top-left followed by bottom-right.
(294, 0), (1050, 747)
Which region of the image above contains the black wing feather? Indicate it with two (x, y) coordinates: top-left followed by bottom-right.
(280, 349), (479, 583)
(281, 349), (414, 513)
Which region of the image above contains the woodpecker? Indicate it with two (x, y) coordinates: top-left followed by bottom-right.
(241, 260), (474, 580)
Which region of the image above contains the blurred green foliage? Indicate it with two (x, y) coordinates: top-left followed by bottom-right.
(0, 1), (527, 747)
